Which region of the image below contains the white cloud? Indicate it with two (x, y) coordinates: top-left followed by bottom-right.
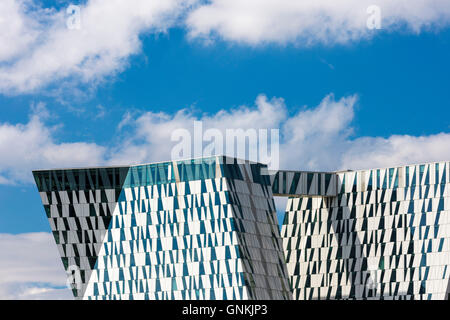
(2, 1), (450, 93)
(274, 196), (288, 214)
(340, 133), (450, 171)
(1, 94), (450, 185)
(108, 95), (286, 165)
(186, 0), (450, 45)
(0, 233), (72, 300)
(278, 94), (450, 172)
(280, 94), (450, 172)
(2, 96), (450, 300)
(0, 0), (41, 62)
(0, 0), (194, 94)
(280, 94), (357, 171)
(0, 283), (72, 300)
(0, 176), (10, 184)
(108, 93), (450, 174)
(0, 105), (106, 183)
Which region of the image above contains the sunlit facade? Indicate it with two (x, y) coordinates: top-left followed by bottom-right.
(33, 156), (291, 300)
(282, 162), (450, 300)
(33, 158), (450, 300)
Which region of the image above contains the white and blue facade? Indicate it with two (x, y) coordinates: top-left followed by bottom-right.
(33, 156), (291, 300)
(33, 157), (450, 300)
(282, 162), (450, 300)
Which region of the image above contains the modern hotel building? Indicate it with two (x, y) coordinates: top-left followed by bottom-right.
(33, 156), (450, 300)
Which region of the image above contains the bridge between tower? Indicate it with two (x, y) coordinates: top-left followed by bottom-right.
(270, 170), (337, 197)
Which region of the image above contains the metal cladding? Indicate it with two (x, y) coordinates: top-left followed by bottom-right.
(33, 157), (450, 300)
(33, 156), (291, 300)
(282, 162), (450, 300)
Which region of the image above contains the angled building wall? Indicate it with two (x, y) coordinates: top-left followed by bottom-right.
(33, 156), (291, 300)
(33, 156), (450, 300)
(281, 162), (450, 300)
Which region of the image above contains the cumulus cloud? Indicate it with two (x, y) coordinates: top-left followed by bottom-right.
(0, 0), (194, 94)
(278, 94), (450, 172)
(186, 0), (450, 45)
(1, 94), (450, 185)
(108, 93), (450, 173)
(108, 95), (286, 165)
(340, 134), (450, 171)
(0, 95), (285, 183)
(280, 94), (357, 171)
(0, 233), (72, 300)
(279, 94), (450, 172)
(0, 104), (105, 183)
(2, 1), (450, 93)
(0, 0), (40, 62)
(2, 96), (450, 299)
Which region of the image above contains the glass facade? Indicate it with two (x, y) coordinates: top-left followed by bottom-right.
(282, 162), (450, 300)
(33, 156), (291, 300)
(33, 158), (450, 300)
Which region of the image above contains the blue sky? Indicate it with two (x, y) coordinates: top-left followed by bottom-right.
(1, 0), (450, 298)
(2, 26), (450, 234)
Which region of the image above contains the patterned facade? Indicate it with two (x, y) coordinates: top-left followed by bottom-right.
(34, 158), (450, 300)
(33, 156), (291, 300)
(282, 162), (450, 300)
(271, 170), (337, 197)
